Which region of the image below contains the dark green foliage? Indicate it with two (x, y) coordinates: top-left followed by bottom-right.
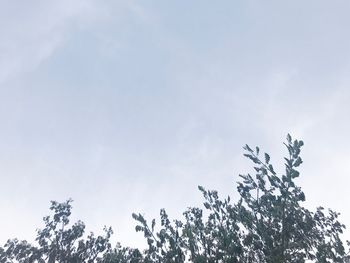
(0, 199), (112, 263)
(1, 135), (349, 262)
(102, 244), (143, 263)
(129, 135), (350, 262)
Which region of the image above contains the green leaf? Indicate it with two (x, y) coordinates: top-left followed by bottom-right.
(244, 154), (260, 164)
(151, 219), (156, 232)
(244, 144), (253, 152)
(203, 202), (211, 209)
(294, 157), (303, 167)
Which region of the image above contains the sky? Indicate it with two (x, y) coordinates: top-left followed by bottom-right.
(1, 0), (350, 248)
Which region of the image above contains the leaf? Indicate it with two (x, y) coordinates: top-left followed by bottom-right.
(204, 202), (211, 210)
(198, 185), (205, 192)
(264, 153), (270, 164)
(151, 219), (156, 232)
(284, 157), (293, 168)
(291, 170), (300, 178)
(294, 157), (303, 167)
(135, 225), (143, 232)
(244, 144), (253, 152)
(299, 140), (304, 147)
(132, 213), (138, 220)
(244, 154), (260, 164)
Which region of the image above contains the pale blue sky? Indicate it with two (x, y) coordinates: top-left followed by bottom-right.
(1, 0), (350, 247)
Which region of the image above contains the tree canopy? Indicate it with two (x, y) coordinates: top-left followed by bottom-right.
(1, 135), (349, 262)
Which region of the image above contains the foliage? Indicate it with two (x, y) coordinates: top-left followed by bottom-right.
(129, 135), (350, 262)
(0, 199), (112, 263)
(1, 135), (349, 262)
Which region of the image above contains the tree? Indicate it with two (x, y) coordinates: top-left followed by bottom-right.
(1, 135), (349, 262)
(131, 135), (349, 262)
(0, 199), (112, 263)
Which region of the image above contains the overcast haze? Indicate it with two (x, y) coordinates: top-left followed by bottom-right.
(1, 0), (350, 247)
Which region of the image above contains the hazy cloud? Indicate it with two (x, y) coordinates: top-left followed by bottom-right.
(1, 1), (350, 247)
